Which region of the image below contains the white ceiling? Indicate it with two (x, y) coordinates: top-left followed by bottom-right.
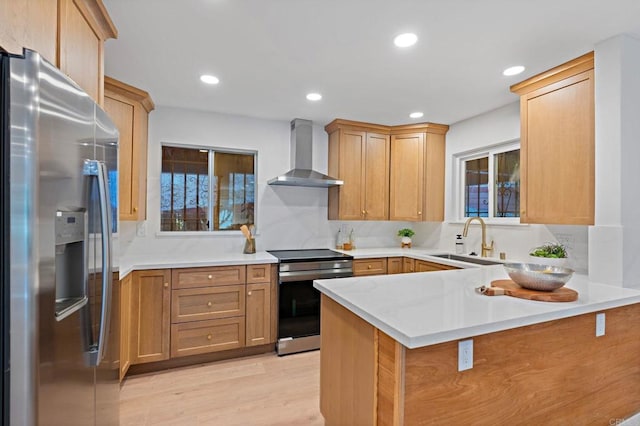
(103, 0), (640, 127)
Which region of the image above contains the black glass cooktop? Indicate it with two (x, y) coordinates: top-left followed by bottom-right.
(267, 249), (352, 263)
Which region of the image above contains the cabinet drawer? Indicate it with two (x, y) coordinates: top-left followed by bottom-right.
(171, 285), (246, 323)
(247, 264), (271, 284)
(414, 260), (460, 272)
(172, 266), (246, 289)
(353, 258), (388, 276)
(170, 317), (245, 358)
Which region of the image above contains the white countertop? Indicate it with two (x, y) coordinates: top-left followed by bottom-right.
(314, 264), (640, 349)
(118, 251), (278, 278)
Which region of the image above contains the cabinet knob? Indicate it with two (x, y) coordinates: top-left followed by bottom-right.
(248, 291), (252, 296)
(208, 275), (213, 279)
(133, 207), (138, 212)
(362, 210), (366, 215)
(163, 282), (169, 288)
(207, 301), (212, 307)
(521, 210), (526, 215)
(418, 211), (422, 215)
(207, 334), (212, 340)
(367, 265), (372, 269)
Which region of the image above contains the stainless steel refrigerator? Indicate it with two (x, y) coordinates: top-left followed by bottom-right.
(1, 49), (120, 425)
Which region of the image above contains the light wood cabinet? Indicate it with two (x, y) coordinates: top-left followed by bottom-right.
(171, 285), (246, 323)
(171, 317), (245, 358)
(403, 257), (415, 273)
(172, 265), (245, 289)
(353, 258), (388, 276)
(0, 0), (116, 105)
(131, 269), (171, 364)
(246, 282), (271, 346)
(510, 52), (594, 225)
(327, 122), (390, 220)
(326, 119), (448, 223)
(104, 77), (154, 221)
(119, 273), (132, 381)
(414, 260), (459, 272)
(387, 257), (404, 275)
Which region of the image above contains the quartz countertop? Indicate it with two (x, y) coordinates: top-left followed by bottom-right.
(118, 251), (278, 278)
(314, 265), (640, 349)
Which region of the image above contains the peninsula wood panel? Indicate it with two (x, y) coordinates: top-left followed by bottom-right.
(363, 133), (390, 220)
(399, 304), (640, 425)
(390, 133), (424, 221)
(520, 70), (594, 225)
(131, 269), (171, 364)
(0, 0), (57, 63)
(245, 282), (271, 346)
(377, 332), (404, 426)
(172, 265), (246, 289)
(171, 285), (246, 323)
(353, 258), (388, 276)
(320, 295), (376, 426)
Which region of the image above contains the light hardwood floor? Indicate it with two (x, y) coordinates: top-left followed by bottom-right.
(120, 351), (324, 426)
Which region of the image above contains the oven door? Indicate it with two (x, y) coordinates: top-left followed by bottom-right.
(278, 279), (320, 341)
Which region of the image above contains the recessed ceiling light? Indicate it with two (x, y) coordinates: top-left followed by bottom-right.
(200, 74), (220, 85)
(409, 112), (424, 119)
(503, 66), (525, 76)
(394, 33), (418, 48)
(306, 93), (322, 101)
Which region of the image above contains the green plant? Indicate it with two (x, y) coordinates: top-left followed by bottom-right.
(530, 243), (568, 258)
(397, 228), (415, 238)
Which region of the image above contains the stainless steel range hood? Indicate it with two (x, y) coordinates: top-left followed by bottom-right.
(268, 118), (343, 187)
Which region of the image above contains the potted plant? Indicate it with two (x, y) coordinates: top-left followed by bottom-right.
(529, 242), (568, 267)
(398, 228), (415, 248)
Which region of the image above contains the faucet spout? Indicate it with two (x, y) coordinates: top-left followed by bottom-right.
(462, 217), (494, 257)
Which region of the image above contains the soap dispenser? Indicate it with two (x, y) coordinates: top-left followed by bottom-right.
(455, 234), (464, 254)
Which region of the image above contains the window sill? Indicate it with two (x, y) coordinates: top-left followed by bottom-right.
(445, 220), (529, 227)
(155, 230), (249, 238)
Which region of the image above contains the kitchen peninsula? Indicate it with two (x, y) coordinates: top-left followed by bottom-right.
(315, 266), (640, 425)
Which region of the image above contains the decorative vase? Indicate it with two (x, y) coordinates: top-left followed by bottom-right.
(528, 255), (567, 267)
(401, 236), (412, 248)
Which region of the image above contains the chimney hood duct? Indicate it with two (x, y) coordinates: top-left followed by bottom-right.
(268, 119), (343, 187)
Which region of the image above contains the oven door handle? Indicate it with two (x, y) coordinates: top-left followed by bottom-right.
(279, 269), (353, 283)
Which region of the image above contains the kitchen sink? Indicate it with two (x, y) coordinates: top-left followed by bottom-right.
(431, 254), (503, 266)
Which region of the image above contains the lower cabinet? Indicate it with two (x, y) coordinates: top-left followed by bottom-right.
(353, 258), (388, 276)
(403, 258), (415, 273)
(387, 257), (404, 275)
(131, 269), (171, 364)
(119, 274), (132, 381)
(128, 264), (274, 371)
(415, 260), (459, 272)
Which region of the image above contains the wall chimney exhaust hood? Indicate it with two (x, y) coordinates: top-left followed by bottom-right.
(268, 118), (343, 187)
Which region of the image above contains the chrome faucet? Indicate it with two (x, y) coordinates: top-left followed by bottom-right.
(462, 217), (494, 257)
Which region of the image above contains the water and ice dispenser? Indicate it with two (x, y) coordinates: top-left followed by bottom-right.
(54, 209), (88, 321)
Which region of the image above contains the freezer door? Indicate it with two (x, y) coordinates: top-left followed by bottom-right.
(9, 50), (96, 426)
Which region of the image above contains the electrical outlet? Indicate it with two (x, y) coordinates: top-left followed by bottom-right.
(596, 312), (605, 337)
(458, 339), (473, 371)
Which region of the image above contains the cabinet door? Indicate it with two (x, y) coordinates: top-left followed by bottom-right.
(521, 70), (594, 225)
(363, 133), (390, 220)
(338, 130), (366, 220)
(119, 274), (132, 381)
(246, 282), (271, 347)
(387, 257), (403, 275)
(423, 132), (446, 222)
(58, 0), (102, 103)
(403, 258), (415, 273)
(390, 133), (425, 221)
(131, 269), (171, 364)
(353, 258), (388, 276)
(414, 260), (459, 272)
(0, 0), (57, 63)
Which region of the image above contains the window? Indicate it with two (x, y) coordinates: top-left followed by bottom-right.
(454, 141), (520, 222)
(160, 146), (256, 231)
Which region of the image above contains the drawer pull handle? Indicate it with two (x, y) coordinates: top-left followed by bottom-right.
(163, 282), (169, 288)
(418, 211), (422, 215)
(133, 207), (138, 212)
(207, 334), (212, 340)
(367, 265), (372, 269)
(208, 275), (213, 279)
(248, 291), (252, 296)
(207, 301), (212, 307)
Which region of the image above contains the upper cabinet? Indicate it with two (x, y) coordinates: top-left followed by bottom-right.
(0, 0), (117, 105)
(326, 121), (391, 220)
(510, 52), (594, 225)
(326, 119), (448, 222)
(104, 76), (155, 221)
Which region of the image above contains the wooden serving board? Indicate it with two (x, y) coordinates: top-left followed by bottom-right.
(488, 279), (578, 302)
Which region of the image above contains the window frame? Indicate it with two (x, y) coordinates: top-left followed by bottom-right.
(158, 143), (258, 234)
(452, 139), (521, 225)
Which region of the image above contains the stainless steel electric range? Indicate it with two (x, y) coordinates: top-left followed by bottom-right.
(267, 249), (353, 356)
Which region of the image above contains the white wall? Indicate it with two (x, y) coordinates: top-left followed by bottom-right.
(119, 107), (409, 259)
(414, 102), (589, 273)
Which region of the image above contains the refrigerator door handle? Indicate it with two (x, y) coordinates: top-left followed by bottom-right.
(83, 159), (113, 367)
